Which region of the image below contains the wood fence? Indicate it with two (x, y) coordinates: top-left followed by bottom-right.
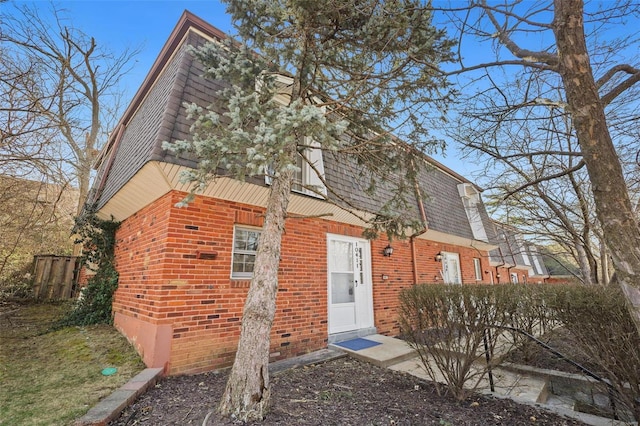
(32, 255), (81, 300)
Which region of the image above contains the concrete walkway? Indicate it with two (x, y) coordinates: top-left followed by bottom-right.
(329, 334), (631, 426)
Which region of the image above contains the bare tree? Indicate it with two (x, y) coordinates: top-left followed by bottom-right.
(453, 79), (605, 284)
(439, 1), (640, 326)
(0, 176), (78, 280)
(0, 3), (138, 214)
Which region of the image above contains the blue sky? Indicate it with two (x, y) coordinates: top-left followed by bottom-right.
(43, 1), (232, 96)
(5, 0), (479, 177)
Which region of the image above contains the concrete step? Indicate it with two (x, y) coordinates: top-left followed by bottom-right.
(331, 335), (631, 426)
(328, 334), (417, 368)
(485, 369), (548, 403)
(388, 354), (549, 406)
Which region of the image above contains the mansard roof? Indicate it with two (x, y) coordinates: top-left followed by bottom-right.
(89, 11), (497, 247)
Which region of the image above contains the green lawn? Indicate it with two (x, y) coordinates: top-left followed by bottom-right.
(0, 302), (145, 425)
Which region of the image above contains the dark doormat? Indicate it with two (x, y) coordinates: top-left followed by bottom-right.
(334, 337), (381, 351)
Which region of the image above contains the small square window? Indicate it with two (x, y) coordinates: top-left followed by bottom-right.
(232, 227), (261, 279)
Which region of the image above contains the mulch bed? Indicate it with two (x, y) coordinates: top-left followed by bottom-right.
(110, 357), (586, 425)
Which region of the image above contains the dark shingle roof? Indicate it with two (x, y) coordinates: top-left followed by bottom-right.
(91, 12), (497, 244)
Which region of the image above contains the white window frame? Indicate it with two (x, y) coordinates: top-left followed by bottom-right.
(516, 236), (531, 266)
(473, 258), (482, 281)
(457, 183), (488, 242)
(531, 247), (544, 275)
(265, 137), (326, 199)
(231, 226), (261, 279)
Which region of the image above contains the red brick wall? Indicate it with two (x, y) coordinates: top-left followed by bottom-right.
(492, 265), (533, 284)
(112, 190), (494, 374)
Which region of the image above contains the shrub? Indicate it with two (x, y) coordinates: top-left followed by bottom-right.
(0, 265), (34, 300)
(399, 282), (640, 421)
(399, 284), (518, 400)
(58, 208), (119, 327)
(500, 284), (559, 363)
(550, 284), (640, 421)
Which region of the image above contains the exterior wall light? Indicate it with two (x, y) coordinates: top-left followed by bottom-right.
(383, 245), (394, 257)
(435, 252), (443, 262)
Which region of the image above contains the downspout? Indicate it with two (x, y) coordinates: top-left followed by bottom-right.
(409, 157), (428, 285)
(495, 246), (506, 284)
(503, 231), (518, 284)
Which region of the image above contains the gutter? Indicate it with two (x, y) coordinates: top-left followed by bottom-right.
(494, 246), (507, 284)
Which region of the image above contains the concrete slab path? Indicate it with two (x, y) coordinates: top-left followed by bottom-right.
(330, 334), (630, 426)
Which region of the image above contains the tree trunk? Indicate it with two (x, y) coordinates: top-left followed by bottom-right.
(217, 164), (294, 421)
(574, 240), (593, 285)
(553, 0), (640, 328)
(600, 240), (610, 286)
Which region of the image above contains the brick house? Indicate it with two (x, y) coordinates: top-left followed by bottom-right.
(489, 222), (549, 284)
(87, 11), (522, 375)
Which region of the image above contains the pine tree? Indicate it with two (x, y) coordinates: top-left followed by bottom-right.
(164, 0), (455, 420)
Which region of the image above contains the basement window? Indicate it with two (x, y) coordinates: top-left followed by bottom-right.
(231, 227), (261, 279)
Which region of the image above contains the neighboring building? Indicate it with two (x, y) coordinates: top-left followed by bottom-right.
(538, 247), (581, 284)
(87, 11), (503, 375)
(489, 222), (549, 284)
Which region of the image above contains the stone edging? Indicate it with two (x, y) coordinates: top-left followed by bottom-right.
(74, 367), (164, 426)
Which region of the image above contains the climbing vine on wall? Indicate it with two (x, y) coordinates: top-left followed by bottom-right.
(60, 206), (120, 326)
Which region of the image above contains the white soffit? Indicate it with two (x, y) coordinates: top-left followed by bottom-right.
(418, 228), (497, 252)
(97, 162), (173, 221)
(162, 162), (370, 227)
(99, 161), (496, 251)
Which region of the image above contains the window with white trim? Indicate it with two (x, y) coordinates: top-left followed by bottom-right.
(457, 183), (488, 242)
(516, 236), (531, 266)
(231, 227), (261, 279)
(473, 258), (482, 281)
(531, 246), (544, 275)
(265, 137), (327, 198)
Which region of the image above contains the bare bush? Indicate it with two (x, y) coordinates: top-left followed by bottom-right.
(399, 284), (516, 400)
(551, 284), (640, 421)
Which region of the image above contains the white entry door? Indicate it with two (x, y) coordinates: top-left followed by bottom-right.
(327, 235), (374, 334)
(441, 251), (462, 284)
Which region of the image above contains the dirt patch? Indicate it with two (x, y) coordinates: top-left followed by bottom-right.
(111, 357), (586, 425)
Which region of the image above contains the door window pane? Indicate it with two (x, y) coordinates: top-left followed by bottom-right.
(331, 272), (355, 304)
(329, 240), (353, 272)
(442, 252), (462, 285)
